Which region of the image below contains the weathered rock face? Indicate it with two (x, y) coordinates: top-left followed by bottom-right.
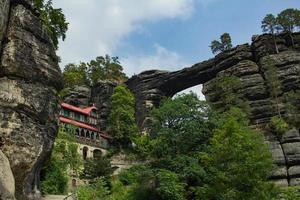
(0, 0), (9, 52)
(0, 150), (15, 200)
(126, 32), (300, 185)
(126, 33), (300, 128)
(0, 0), (63, 199)
(62, 86), (91, 107)
(62, 81), (116, 131)
(91, 81), (117, 131)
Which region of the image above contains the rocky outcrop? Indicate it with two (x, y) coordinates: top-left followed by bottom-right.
(127, 33), (300, 129)
(62, 81), (117, 131)
(126, 32), (300, 185)
(90, 81), (117, 131)
(62, 86), (91, 107)
(0, 150), (15, 200)
(0, 0), (63, 199)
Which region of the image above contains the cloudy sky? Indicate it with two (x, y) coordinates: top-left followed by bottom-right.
(53, 0), (300, 97)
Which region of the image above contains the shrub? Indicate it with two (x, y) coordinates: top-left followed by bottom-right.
(269, 116), (289, 136)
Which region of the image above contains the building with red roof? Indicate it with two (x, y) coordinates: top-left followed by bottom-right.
(59, 102), (111, 157)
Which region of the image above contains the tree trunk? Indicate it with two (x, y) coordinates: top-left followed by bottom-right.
(273, 34), (279, 54)
(289, 32), (295, 48)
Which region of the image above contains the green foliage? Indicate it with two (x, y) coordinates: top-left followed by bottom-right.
(269, 116), (289, 137)
(62, 55), (128, 87)
(210, 33), (232, 54)
(77, 178), (110, 200)
(284, 90), (300, 128)
(210, 76), (250, 115)
(34, 0), (68, 49)
(155, 169), (186, 200)
(264, 58), (282, 118)
(196, 115), (276, 200)
(40, 156), (69, 194)
(41, 129), (82, 194)
(275, 186), (300, 200)
(277, 8), (300, 33)
(108, 85), (138, 147)
(131, 135), (155, 159)
(262, 14), (278, 34)
(80, 157), (114, 181)
(63, 63), (90, 87)
(149, 93), (215, 158)
(261, 14), (279, 53)
(262, 8), (300, 48)
(88, 55), (128, 86)
(108, 94), (278, 200)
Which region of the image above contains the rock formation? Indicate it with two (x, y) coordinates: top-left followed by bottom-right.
(126, 32), (300, 185)
(90, 81), (117, 131)
(62, 86), (91, 107)
(61, 81), (117, 131)
(0, 0), (63, 199)
(0, 150), (15, 200)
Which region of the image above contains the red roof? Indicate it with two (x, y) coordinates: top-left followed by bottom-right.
(59, 116), (99, 132)
(59, 116), (112, 139)
(61, 103), (97, 116)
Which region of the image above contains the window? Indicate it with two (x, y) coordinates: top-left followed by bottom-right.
(74, 113), (80, 121)
(91, 110), (97, 117)
(63, 109), (70, 117)
(80, 115), (87, 122)
(72, 179), (77, 187)
(70, 112), (74, 119)
(83, 146), (88, 160)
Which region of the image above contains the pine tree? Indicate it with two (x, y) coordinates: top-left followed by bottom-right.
(261, 14), (279, 53)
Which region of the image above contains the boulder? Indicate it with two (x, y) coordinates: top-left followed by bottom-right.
(0, 150), (15, 200)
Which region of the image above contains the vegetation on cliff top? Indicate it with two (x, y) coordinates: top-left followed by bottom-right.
(63, 55), (128, 88)
(34, 0), (68, 49)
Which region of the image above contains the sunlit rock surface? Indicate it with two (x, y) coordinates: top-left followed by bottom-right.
(0, 0), (63, 199)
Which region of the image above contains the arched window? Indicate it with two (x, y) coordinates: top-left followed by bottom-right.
(80, 129), (85, 137)
(72, 179), (77, 187)
(83, 146), (88, 159)
(86, 131), (90, 139)
(96, 133), (100, 140)
(76, 128), (80, 136)
(91, 132), (95, 140)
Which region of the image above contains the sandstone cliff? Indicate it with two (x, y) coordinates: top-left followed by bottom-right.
(0, 0), (63, 199)
(61, 81), (117, 131)
(126, 32), (300, 185)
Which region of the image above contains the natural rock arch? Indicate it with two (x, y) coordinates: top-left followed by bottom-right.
(126, 32), (300, 187)
(126, 33), (300, 130)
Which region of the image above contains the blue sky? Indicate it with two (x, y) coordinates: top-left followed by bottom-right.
(53, 0), (300, 96)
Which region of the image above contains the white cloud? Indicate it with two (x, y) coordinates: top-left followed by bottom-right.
(52, 0), (210, 99)
(53, 0), (195, 68)
(121, 44), (205, 99)
(121, 44), (188, 76)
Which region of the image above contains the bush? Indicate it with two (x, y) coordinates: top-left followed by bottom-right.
(77, 178), (110, 200)
(40, 157), (68, 194)
(274, 186), (300, 200)
(269, 116), (289, 136)
(196, 116), (276, 200)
